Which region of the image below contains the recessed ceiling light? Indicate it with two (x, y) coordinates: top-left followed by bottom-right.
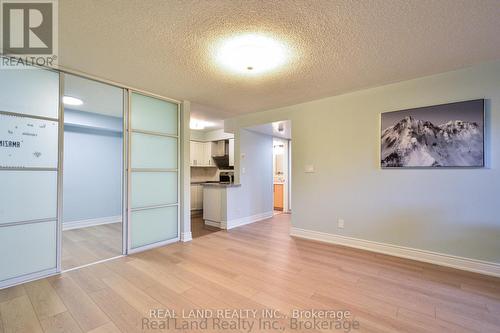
(214, 33), (290, 75)
(63, 96), (83, 106)
(190, 119), (214, 130)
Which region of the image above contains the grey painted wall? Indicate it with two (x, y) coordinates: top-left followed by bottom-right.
(229, 129), (273, 220)
(63, 110), (123, 222)
(226, 61), (500, 263)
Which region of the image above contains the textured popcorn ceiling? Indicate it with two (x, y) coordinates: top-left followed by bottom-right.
(59, 0), (500, 120)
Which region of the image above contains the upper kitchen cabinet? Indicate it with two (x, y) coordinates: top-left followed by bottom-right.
(203, 142), (213, 166)
(212, 140), (225, 156)
(190, 141), (201, 166)
(190, 141), (214, 167)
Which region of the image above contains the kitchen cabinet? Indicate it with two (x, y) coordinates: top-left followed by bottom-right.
(202, 142), (213, 166)
(228, 138), (234, 167)
(190, 141), (201, 166)
(203, 186), (223, 226)
(190, 184), (203, 210)
(212, 140), (225, 156)
(190, 141), (214, 167)
(274, 183), (283, 211)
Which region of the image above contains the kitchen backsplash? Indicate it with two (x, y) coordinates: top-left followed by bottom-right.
(191, 167), (219, 182)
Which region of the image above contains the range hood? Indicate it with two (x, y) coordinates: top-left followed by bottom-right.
(211, 140), (230, 168)
(212, 155), (229, 168)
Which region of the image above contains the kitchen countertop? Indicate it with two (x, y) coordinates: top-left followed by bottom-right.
(202, 182), (241, 188)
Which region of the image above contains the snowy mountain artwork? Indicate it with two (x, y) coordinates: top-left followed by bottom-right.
(381, 99), (484, 168)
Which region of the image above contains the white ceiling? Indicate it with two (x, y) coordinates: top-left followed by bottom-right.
(58, 1), (500, 121)
(247, 120), (292, 139)
(64, 73), (123, 117)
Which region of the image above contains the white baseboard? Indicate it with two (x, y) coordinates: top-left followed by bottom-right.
(290, 227), (500, 278)
(180, 232), (192, 242)
(225, 211), (274, 230)
(63, 215), (121, 231)
(205, 220), (222, 229)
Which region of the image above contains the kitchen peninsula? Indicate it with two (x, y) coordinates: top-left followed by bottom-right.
(202, 183), (242, 229)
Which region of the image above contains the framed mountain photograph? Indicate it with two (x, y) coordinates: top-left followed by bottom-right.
(381, 99), (484, 168)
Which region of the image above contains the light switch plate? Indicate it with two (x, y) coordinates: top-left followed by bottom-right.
(304, 164), (315, 173)
(338, 219), (345, 228)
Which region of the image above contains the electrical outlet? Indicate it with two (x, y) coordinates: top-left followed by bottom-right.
(338, 219), (345, 229)
(242, 167), (246, 174)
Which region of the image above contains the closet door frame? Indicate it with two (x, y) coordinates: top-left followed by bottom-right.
(56, 72), (64, 273)
(126, 89), (181, 254)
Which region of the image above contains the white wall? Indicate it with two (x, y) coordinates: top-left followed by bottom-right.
(190, 130), (206, 141)
(226, 61), (500, 263)
(190, 128), (234, 142)
(204, 129), (234, 142)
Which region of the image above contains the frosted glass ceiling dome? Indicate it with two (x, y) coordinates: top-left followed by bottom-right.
(214, 33), (291, 75)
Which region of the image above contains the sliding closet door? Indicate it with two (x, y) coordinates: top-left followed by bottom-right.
(0, 64), (60, 287)
(128, 92), (179, 252)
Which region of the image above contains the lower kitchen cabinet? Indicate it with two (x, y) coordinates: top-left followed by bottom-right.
(190, 184), (203, 210)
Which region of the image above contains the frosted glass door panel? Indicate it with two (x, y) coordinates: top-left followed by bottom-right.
(130, 206), (178, 249)
(0, 171), (57, 224)
(131, 93), (178, 135)
(0, 221), (57, 281)
(0, 66), (59, 119)
(0, 115), (59, 168)
(131, 133), (177, 169)
(131, 172), (177, 208)
(129, 92), (179, 251)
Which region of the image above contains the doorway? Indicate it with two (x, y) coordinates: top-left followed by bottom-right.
(244, 120), (292, 217)
(273, 137), (291, 214)
(61, 73), (124, 270)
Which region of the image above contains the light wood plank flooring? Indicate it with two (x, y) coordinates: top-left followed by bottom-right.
(1, 214), (500, 332)
(190, 212), (219, 239)
(62, 223), (123, 270)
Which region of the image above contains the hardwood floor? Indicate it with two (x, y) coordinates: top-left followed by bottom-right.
(1, 213), (500, 332)
(62, 223), (123, 270)
(190, 212), (219, 239)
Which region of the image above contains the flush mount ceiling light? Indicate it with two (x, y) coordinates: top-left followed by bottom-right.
(63, 96), (83, 106)
(214, 33), (290, 75)
(190, 119), (214, 130)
